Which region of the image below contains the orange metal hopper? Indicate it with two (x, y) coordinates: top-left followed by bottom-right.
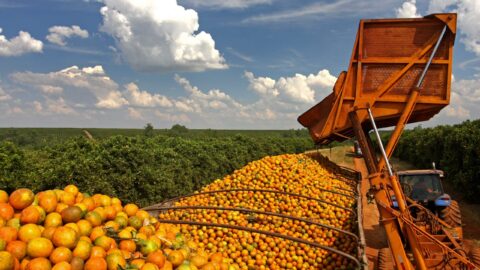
(298, 14), (457, 145)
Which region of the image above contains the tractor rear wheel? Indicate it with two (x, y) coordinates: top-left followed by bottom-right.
(440, 200), (462, 227)
(377, 248), (394, 270)
(470, 247), (480, 267)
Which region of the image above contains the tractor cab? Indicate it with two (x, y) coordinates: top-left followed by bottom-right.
(396, 170), (451, 210)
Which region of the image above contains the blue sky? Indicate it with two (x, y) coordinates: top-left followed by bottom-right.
(0, 0), (479, 129)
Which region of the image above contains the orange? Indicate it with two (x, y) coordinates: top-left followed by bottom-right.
(123, 204), (138, 217)
(76, 220), (92, 237)
(27, 237), (53, 258)
(72, 240), (92, 260)
(6, 240), (27, 260)
(93, 235), (113, 251)
(119, 240), (136, 253)
(55, 203), (68, 214)
(190, 254), (208, 268)
(105, 252), (126, 270)
(64, 185), (78, 196)
(60, 193), (75, 206)
(0, 226), (18, 243)
(85, 212), (102, 227)
(27, 257), (51, 270)
(49, 247), (73, 264)
(70, 257), (84, 270)
(89, 226), (105, 242)
(90, 246), (106, 258)
(99, 196), (111, 207)
(61, 206), (83, 223)
(41, 227), (57, 240)
(18, 224), (41, 242)
(20, 206), (41, 225)
(0, 238), (5, 251)
(103, 206), (116, 221)
(113, 216), (127, 229)
(39, 193), (58, 213)
(9, 189), (34, 210)
(128, 216), (142, 230)
(130, 258), (146, 269)
(20, 257), (30, 270)
(135, 210), (149, 222)
(84, 257), (107, 270)
(141, 263), (159, 270)
(167, 250), (184, 267)
(147, 250), (166, 268)
(0, 203), (14, 220)
(52, 227), (78, 249)
(44, 213), (63, 228)
(52, 261), (71, 270)
(82, 198), (95, 212)
(160, 261), (173, 270)
(0, 191), (8, 204)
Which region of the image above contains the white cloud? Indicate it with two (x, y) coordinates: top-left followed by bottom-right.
(0, 28), (43, 56)
(127, 107), (143, 119)
(46, 25), (89, 46)
(33, 101), (43, 113)
(427, 0), (480, 56)
(99, 0), (227, 72)
(39, 85), (63, 94)
(155, 110), (191, 123)
(396, 0), (421, 18)
(181, 0), (272, 9)
(124, 83), (173, 108)
(45, 97), (76, 115)
(11, 65), (128, 109)
(245, 69), (336, 103)
(0, 86), (12, 101)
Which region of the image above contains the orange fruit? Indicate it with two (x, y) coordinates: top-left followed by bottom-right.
(147, 250), (166, 268)
(90, 246), (106, 258)
(167, 250), (184, 267)
(20, 257), (30, 270)
(72, 240), (92, 260)
(82, 198), (95, 212)
(128, 216), (142, 230)
(39, 193), (58, 213)
(52, 261), (71, 270)
(99, 196), (111, 207)
(0, 226), (18, 243)
(0, 238), (6, 251)
(70, 257), (84, 270)
(84, 257), (107, 270)
(141, 263), (159, 270)
(0, 203), (14, 220)
(106, 252), (126, 270)
(18, 224), (41, 242)
(130, 258), (145, 269)
(41, 227), (57, 240)
(6, 240), (27, 260)
(20, 206), (41, 224)
(160, 261), (173, 270)
(124, 204), (138, 217)
(27, 237), (53, 258)
(93, 236), (113, 251)
(190, 254), (208, 268)
(61, 206), (83, 223)
(9, 189), (34, 210)
(49, 247), (73, 264)
(52, 227), (78, 249)
(135, 210), (149, 221)
(85, 212), (102, 227)
(89, 227), (105, 242)
(60, 193), (75, 206)
(44, 213), (63, 228)
(103, 206), (116, 221)
(27, 257), (51, 270)
(64, 185), (78, 196)
(55, 203), (68, 214)
(113, 216), (128, 229)
(76, 220), (92, 237)
(119, 240), (136, 253)
(0, 191), (8, 204)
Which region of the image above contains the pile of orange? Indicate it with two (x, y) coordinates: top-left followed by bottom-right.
(0, 185), (238, 270)
(159, 154), (358, 269)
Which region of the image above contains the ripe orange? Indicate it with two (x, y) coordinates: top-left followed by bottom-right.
(0, 191), (8, 204)
(85, 212), (102, 227)
(160, 261), (173, 270)
(93, 235), (113, 251)
(52, 261), (71, 270)
(20, 206), (41, 225)
(82, 198), (95, 212)
(41, 227), (57, 240)
(72, 240), (92, 260)
(106, 252), (126, 270)
(70, 257), (84, 270)
(167, 250), (185, 267)
(9, 189), (34, 210)
(64, 185), (79, 197)
(119, 240), (136, 253)
(39, 193), (58, 213)
(27, 237), (54, 258)
(123, 204), (138, 217)
(0, 203), (14, 220)
(84, 257), (107, 270)
(0, 226), (18, 243)
(76, 220), (92, 237)
(49, 247), (73, 264)
(6, 240), (27, 260)
(18, 224), (41, 242)
(44, 213), (63, 228)
(27, 257), (51, 270)
(141, 263), (159, 270)
(52, 227), (78, 249)
(130, 258), (146, 269)
(60, 193), (75, 206)
(90, 246), (106, 258)
(147, 250), (166, 268)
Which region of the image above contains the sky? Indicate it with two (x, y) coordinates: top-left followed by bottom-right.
(0, 0), (479, 129)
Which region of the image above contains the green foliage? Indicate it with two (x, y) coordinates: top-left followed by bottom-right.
(0, 133), (312, 206)
(143, 123), (154, 137)
(394, 120), (480, 202)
